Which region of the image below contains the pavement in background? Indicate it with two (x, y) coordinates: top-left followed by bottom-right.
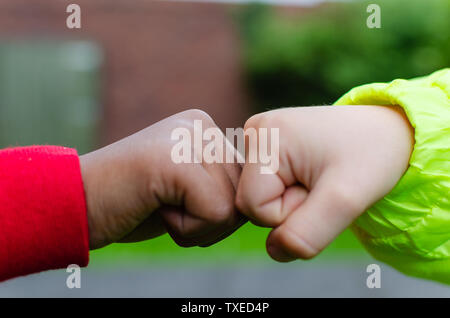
(1, 258), (449, 297)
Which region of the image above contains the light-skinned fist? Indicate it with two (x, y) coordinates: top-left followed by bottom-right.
(236, 105), (414, 261)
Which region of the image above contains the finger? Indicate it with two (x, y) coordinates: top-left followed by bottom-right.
(118, 211), (167, 243)
(161, 140), (240, 244)
(166, 214), (246, 248)
(267, 173), (365, 261)
(172, 163), (236, 225)
(161, 200), (239, 241)
(163, 203), (247, 247)
(236, 162), (305, 227)
(161, 206), (213, 239)
(235, 160), (284, 227)
(163, 209), (223, 247)
(198, 212), (248, 247)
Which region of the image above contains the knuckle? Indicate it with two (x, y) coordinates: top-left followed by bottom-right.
(248, 111), (284, 130)
(175, 109), (219, 134)
(183, 109), (214, 123)
(171, 109), (216, 135)
(258, 114), (278, 129)
(208, 200), (235, 224)
(244, 113), (264, 130)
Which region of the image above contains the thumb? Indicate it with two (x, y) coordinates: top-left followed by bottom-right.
(266, 170), (366, 262)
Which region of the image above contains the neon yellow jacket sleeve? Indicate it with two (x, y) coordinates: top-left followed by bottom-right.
(335, 68), (450, 284)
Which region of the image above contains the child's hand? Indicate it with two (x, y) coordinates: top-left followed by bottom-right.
(80, 109), (244, 250)
(236, 105), (414, 262)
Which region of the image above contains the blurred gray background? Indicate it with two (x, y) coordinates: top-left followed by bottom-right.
(1, 256), (450, 297)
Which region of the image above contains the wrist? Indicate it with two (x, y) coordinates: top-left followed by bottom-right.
(79, 152), (104, 250)
(79, 144), (157, 250)
(380, 104), (415, 166)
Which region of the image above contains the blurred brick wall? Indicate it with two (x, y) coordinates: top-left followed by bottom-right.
(0, 0), (250, 145)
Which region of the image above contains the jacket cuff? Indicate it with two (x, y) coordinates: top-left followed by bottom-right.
(0, 146), (89, 281)
(334, 68), (450, 284)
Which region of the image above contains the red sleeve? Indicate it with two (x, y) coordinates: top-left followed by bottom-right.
(0, 146), (90, 282)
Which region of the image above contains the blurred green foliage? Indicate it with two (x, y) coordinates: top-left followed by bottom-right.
(92, 222), (362, 265)
(237, 0), (450, 109)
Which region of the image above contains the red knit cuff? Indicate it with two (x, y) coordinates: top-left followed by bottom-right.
(0, 146), (89, 282)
